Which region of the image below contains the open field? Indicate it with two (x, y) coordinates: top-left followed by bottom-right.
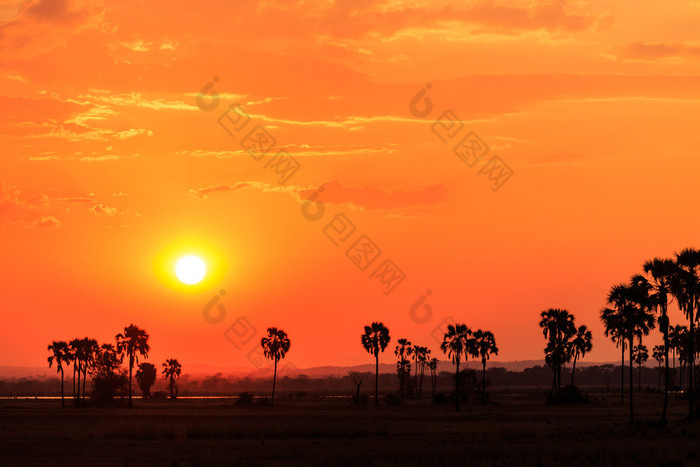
(2, 392), (700, 466)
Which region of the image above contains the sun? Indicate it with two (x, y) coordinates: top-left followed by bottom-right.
(175, 255), (206, 285)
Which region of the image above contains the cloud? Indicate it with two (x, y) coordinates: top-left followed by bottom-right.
(296, 179), (447, 210)
(31, 215), (61, 228)
(89, 203), (117, 216)
(114, 128), (153, 139)
(619, 42), (700, 61)
(187, 182), (263, 199)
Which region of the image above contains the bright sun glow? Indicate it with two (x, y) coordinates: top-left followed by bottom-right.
(175, 256), (206, 284)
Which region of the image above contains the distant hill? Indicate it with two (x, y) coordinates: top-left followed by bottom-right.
(0, 360), (617, 379)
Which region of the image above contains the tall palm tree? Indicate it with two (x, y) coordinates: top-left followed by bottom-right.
(570, 325), (593, 386)
(47, 341), (70, 407)
(416, 346), (430, 398)
(440, 323), (474, 411)
(670, 324), (684, 389)
(472, 330), (498, 394)
(260, 327), (291, 406)
(539, 308), (576, 396)
(600, 310), (627, 403)
(672, 248), (700, 419)
(162, 359), (182, 400)
(633, 344), (649, 391)
(361, 322), (391, 406)
(604, 281), (655, 421)
(394, 338), (412, 398)
(429, 357), (439, 397)
(115, 324), (150, 408)
(68, 338), (81, 404)
(79, 338), (98, 401)
(652, 345), (664, 391)
(136, 363), (157, 399)
(644, 257), (677, 420)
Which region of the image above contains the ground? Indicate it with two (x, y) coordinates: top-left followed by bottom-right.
(1, 391), (698, 466)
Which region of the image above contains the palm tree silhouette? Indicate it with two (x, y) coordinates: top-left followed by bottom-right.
(394, 338), (412, 397)
(361, 322), (391, 406)
(440, 323), (474, 411)
(416, 346), (430, 398)
(472, 330), (498, 394)
(633, 344), (649, 391)
(669, 324), (684, 389)
(603, 281), (655, 421)
(570, 325), (593, 386)
(671, 248), (700, 419)
(162, 359), (182, 400)
(136, 363), (157, 399)
(116, 324), (150, 408)
(429, 357), (439, 397)
(79, 338), (98, 401)
(539, 309), (575, 396)
(260, 327), (291, 406)
(643, 257), (676, 421)
(652, 345), (664, 391)
(47, 341), (70, 407)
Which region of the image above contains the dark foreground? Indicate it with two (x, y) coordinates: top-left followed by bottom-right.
(1, 392), (699, 466)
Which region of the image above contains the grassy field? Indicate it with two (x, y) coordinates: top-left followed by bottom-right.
(1, 392), (699, 466)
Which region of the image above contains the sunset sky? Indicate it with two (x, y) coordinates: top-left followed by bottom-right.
(2, 0), (700, 373)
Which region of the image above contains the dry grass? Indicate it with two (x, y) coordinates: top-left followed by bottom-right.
(1, 393), (699, 466)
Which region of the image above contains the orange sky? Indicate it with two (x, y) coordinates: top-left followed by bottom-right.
(2, 0), (700, 373)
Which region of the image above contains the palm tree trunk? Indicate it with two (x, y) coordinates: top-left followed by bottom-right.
(60, 368), (65, 408)
(663, 316), (669, 421)
(72, 364), (76, 402)
(82, 367), (86, 401)
(639, 361), (642, 392)
(375, 354), (379, 406)
(414, 354), (418, 398)
(128, 354), (134, 408)
(690, 313), (695, 420)
(482, 359), (487, 394)
(629, 337), (634, 421)
(76, 361), (81, 407)
(621, 343), (625, 404)
(571, 354), (578, 387)
(272, 358), (277, 407)
(455, 358), (460, 412)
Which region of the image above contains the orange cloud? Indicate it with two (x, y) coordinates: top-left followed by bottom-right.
(619, 42), (700, 61)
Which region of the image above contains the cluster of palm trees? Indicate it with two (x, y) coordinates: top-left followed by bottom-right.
(361, 322), (498, 411)
(538, 309), (593, 397)
(47, 324), (181, 407)
(600, 249), (700, 422)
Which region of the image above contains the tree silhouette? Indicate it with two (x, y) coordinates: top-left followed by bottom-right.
(361, 322), (391, 406)
(260, 327), (290, 406)
(79, 338), (98, 401)
(68, 338), (81, 403)
(472, 330), (498, 394)
(570, 325), (593, 386)
(671, 248), (700, 419)
(669, 324), (684, 389)
(440, 323), (474, 411)
(162, 359), (182, 400)
(652, 345), (664, 391)
(91, 343), (127, 402)
(415, 346), (430, 398)
(116, 324), (150, 408)
(47, 341), (70, 407)
(539, 309), (575, 396)
(394, 338), (412, 398)
(633, 344), (649, 391)
(643, 257), (676, 421)
(603, 280), (655, 421)
(136, 363), (157, 399)
(429, 357), (439, 397)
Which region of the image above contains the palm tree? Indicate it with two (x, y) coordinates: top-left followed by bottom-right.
(670, 324), (684, 389)
(539, 308), (576, 396)
(394, 338), (412, 398)
(570, 325), (593, 386)
(47, 341), (70, 407)
(633, 344), (649, 391)
(115, 324), (150, 408)
(671, 248), (700, 419)
(162, 359), (182, 399)
(361, 322), (391, 406)
(260, 327), (291, 406)
(416, 346), (430, 398)
(79, 338), (98, 401)
(136, 363), (157, 398)
(472, 330), (498, 394)
(644, 257), (677, 420)
(68, 338), (81, 404)
(429, 357), (439, 397)
(440, 323), (474, 411)
(604, 281), (655, 421)
(653, 345), (664, 391)
(600, 310), (627, 403)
